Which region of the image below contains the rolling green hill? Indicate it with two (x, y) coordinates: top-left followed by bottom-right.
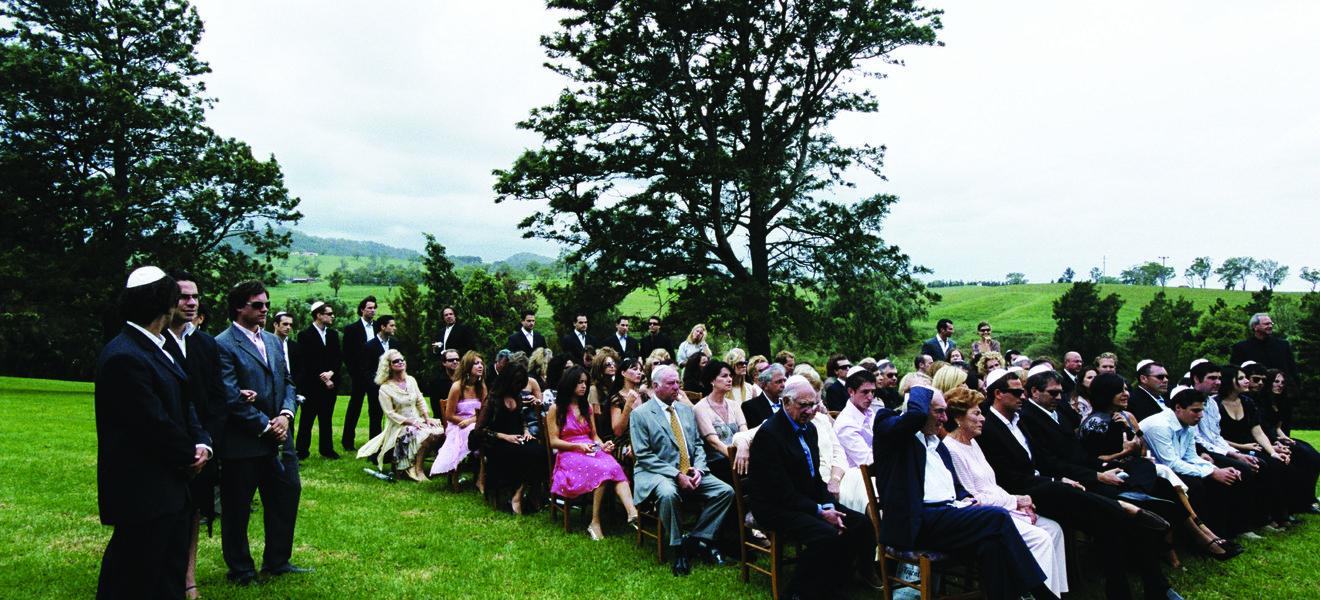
(911, 283), (1295, 358)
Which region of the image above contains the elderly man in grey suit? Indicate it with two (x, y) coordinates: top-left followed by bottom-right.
(216, 280), (310, 586)
(630, 364), (734, 576)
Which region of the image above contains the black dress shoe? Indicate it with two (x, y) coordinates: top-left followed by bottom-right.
(322, 451), (342, 460)
(671, 545), (690, 576)
(342, 442), (357, 452)
(230, 574), (260, 587)
(705, 546), (727, 566)
(296, 452), (310, 461)
(263, 566), (314, 576)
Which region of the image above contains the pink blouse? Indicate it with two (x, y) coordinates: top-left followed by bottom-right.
(943, 436), (1019, 512)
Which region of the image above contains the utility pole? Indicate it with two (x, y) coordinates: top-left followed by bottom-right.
(1158, 255), (1169, 287)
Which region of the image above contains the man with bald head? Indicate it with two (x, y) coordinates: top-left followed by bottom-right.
(630, 365), (733, 577)
(1059, 352), (1083, 398)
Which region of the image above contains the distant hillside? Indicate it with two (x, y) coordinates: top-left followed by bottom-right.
(911, 283), (1301, 358)
(494, 252), (557, 269)
(284, 229), (419, 260)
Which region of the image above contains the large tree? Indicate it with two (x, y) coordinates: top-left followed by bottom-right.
(1215, 256), (1256, 291)
(1052, 281), (1124, 361)
(0, 0), (299, 378)
(1126, 290), (1201, 376)
(494, 0), (942, 356)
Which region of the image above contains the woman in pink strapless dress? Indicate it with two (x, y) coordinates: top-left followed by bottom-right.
(548, 366), (638, 540)
(431, 352), (485, 476)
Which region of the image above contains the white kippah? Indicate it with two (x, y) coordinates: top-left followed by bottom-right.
(1240, 360), (1257, 368)
(1169, 385), (1192, 399)
(309, 301), (325, 314)
(1136, 359), (1154, 372)
(846, 365), (867, 378)
(1189, 358), (1208, 369)
(984, 368), (1010, 389)
(126, 266), (166, 288)
(1027, 363), (1055, 378)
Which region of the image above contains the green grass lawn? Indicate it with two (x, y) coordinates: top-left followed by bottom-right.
(12, 375), (1317, 599)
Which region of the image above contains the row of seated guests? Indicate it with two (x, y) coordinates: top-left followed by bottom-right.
(355, 345), (1299, 600)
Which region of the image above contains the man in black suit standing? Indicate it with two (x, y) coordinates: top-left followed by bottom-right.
(639, 315), (675, 359)
(919, 318), (957, 363)
(360, 315), (402, 439)
(431, 305), (477, 359)
(296, 301), (342, 460)
(271, 311), (303, 390)
(339, 296), (375, 451)
(1059, 351), (1083, 400)
(165, 270), (229, 598)
(603, 315), (639, 359)
(506, 310), (546, 355)
(95, 267), (211, 600)
(215, 280), (309, 586)
(823, 353), (851, 412)
(871, 384), (1050, 600)
(750, 377), (879, 598)
(742, 364), (787, 428)
(559, 312), (596, 362)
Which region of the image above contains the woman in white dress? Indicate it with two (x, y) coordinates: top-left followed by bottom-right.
(356, 350), (445, 481)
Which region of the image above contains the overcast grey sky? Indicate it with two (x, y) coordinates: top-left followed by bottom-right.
(192, 0), (1320, 291)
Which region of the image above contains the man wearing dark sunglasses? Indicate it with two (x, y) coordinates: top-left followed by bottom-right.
(978, 369), (1185, 600)
(1128, 360), (1170, 422)
(297, 302), (342, 460)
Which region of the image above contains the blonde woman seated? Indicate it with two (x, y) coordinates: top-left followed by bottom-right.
(722, 348), (758, 404)
(356, 351), (446, 481)
(675, 323), (712, 364)
(548, 366), (638, 540)
(932, 364), (968, 397)
(942, 386), (1068, 597)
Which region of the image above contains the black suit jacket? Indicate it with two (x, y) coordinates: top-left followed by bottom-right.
(975, 402), (1058, 495)
(1230, 335), (1300, 385)
(506, 328), (547, 354)
(181, 330), (228, 452)
(438, 322), (477, 358)
(95, 325), (208, 525)
(1059, 371), (1077, 400)
(604, 334), (639, 358)
(749, 410), (831, 520)
(824, 380), (849, 413)
(283, 338), (304, 395)
(360, 336), (401, 381)
(1127, 386), (1165, 422)
(639, 332), (674, 360)
(342, 319), (371, 389)
(1017, 400), (1105, 488)
(296, 325), (342, 395)
(742, 393), (777, 429)
(560, 331), (597, 359)
(871, 387), (969, 547)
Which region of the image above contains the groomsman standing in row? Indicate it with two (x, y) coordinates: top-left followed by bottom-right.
(341, 297), (375, 451)
(95, 266), (211, 599)
(297, 302), (341, 460)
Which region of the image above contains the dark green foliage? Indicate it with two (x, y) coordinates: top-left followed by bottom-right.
(1126, 291), (1201, 377)
(1120, 261), (1175, 286)
(0, 0), (299, 379)
(1060, 268), (1075, 283)
(388, 278), (429, 375)
(1216, 257), (1256, 291)
(1191, 298), (1248, 364)
(1185, 256), (1213, 288)
(493, 0), (941, 356)
(1246, 288), (1273, 319)
(1052, 282), (1124, 361)
(1292, 293), (1320, 428)
(1006, 273), (1028, 285)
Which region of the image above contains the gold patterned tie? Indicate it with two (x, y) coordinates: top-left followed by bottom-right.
(668, 406), (691, 473)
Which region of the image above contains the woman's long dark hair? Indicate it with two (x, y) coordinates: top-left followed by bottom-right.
(609, 357), (640, 397)
(1088, 372), (1127, 414)
(1218, 365), (1243, 401)
(475, 363), (529, 433)
(1261, 368), (1290, 409)
(554, 366), (591, 428)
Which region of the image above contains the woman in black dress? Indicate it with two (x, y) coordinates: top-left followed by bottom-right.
(1260, 369), (1320, 513)
(1217, 365), (1295, 528)
(473, 363), (546, 515)
(1081, 373), (1233, 563)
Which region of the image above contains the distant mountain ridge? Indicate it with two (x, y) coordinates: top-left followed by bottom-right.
(269, 228), (556, 267)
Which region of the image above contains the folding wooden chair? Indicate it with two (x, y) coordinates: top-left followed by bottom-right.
(727, 447), (797, 600)
(540, 412), (592, 532)
(859, 463), (984, 600)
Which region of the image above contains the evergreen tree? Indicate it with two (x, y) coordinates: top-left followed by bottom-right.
(1051, 281), (1124, 360)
